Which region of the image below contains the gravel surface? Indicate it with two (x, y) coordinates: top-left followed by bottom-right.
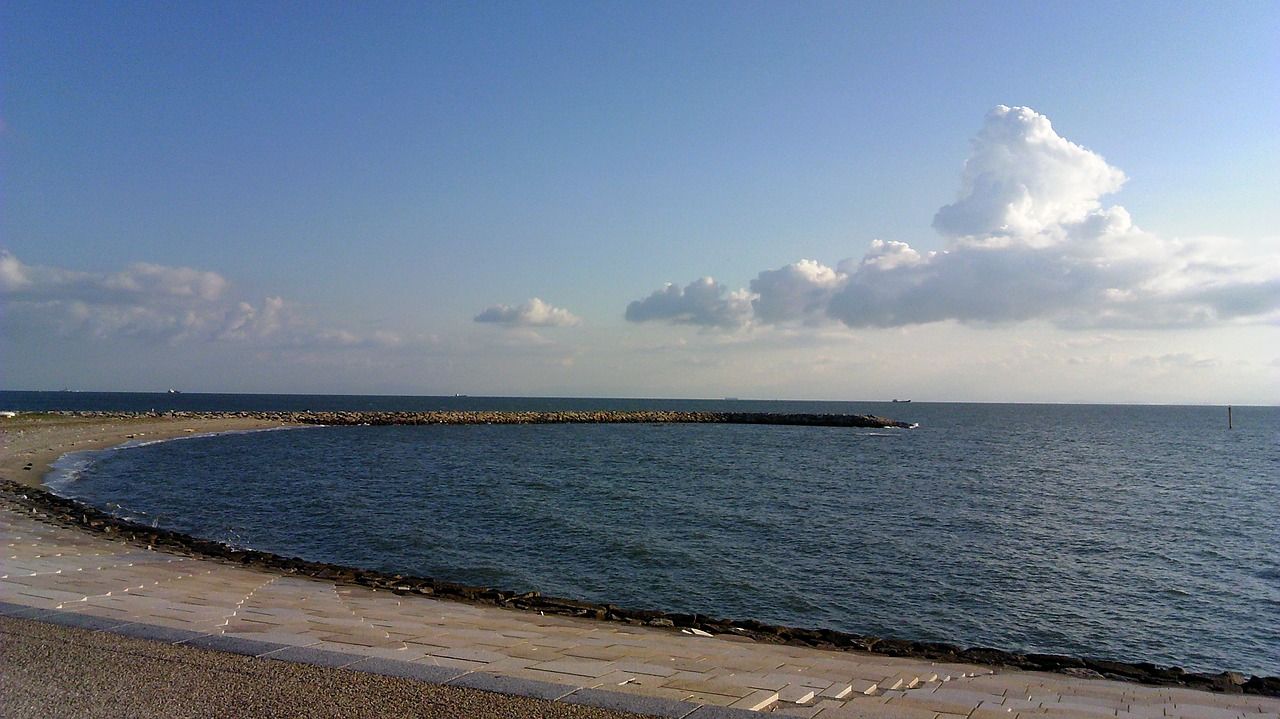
(0, 617), (650, 719)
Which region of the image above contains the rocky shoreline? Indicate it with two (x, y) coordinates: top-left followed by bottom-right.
(48, 409), (918, 429)
(2, 473), (1276, 696)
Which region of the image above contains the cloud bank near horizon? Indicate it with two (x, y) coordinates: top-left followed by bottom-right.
(0, 251), (399, 348)
(627, 106), (1280, 331)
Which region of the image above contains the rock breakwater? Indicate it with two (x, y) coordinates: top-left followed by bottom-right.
(51, 409), (917, 428)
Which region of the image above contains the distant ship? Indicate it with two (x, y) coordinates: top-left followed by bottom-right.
(891, 399), (911, 403)
(167, 389), (182, 394)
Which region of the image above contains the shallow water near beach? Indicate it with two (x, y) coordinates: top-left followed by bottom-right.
(15, 393), (1279, 677)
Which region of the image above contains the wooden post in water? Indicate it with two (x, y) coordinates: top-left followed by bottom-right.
(1228, 405), (1233, 429)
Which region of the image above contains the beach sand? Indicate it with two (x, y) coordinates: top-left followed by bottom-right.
(0, 413), (293, 489)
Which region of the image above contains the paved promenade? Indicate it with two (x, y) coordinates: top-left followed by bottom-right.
(3, 507), (1278, 718)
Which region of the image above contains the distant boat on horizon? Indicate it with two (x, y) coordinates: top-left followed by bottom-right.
(167, 389), (181, 394)
(892, 399), (911, 403)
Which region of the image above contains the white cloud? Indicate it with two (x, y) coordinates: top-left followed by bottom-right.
(473, 297), (581, 327)
(624, 277), (753, 329)
(0, 251), (398, 347)
(626, 106), (1280, 331)
(932, 105), (1128, 243)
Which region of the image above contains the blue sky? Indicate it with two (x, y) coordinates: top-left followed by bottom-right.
(3, 2), (1277, 403)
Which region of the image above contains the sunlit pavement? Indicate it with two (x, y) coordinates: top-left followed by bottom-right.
(3, 507), (1277, 718)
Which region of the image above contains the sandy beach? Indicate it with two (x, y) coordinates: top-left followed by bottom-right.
(0, 413), (294, 489)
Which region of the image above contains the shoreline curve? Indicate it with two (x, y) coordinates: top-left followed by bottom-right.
(1, 411), (1275, 697)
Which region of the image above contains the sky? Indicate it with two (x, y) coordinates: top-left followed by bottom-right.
(2, 1), (1278, 404)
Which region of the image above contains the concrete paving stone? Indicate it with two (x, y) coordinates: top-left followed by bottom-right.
(316, 631), (398, 648)
(447, 670), (579, 701)
(12, 585), (86, 604)
(720, 673), (791, 692)
(421, 655), (490, 671)
(819, 683), (857, 699)
(663, 676), (757, 699)
(495, 641), (561, 661)
(528, 658), (621, 678)
(262, 645), (365, 668)
(1049, 699), (1124, 715)
(1112, 706), (1170, 719)
(182, 634), (292, 656)
(1002, 698), (1057, 711)
(774, 703), (828, 717)
(1163, 707), (1250, 719)
(562, 643), (634, 661)
(757, 672), (836, 690)
(972, 707), (1017, 719)
(729, 688), (780, 711)
(813, 698), (942, 719)
(779, 684), (819, 704)
(1033, 709), (1128, 719)
(0, 600), (48, 618)
(890, 672), (925, 689)
(670, 657), (721, 673)
(529, 635), (598, 650)
(109, 621), (207, 643)
(39, 608), (130, 631)
(684, 704), (765, 718)
(1059, 683), (1143, 701)
(346, 655), (471, 684)
(563, 687), (700, 718)
(60, 604), (140, 621)
(586, 670), (642, 688)
(613, 661), (682, 678)
(305, 639), (427, 661)
(1178, 696), (1280, 712)
(887, 694), (984, 716)
(681, 692), (739, 707)
(480, 656), (541, 674)
(929, 687), (1015, 706)
(609, 682), (701, 703)
(426, 645), (512, 664)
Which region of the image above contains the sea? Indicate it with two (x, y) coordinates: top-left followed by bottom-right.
(5, 391), (1278, 677)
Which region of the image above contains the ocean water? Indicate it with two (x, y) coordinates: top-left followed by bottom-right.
(11, 392), (1278, 677)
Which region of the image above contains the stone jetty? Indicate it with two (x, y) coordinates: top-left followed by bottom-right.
(54, 409), (917, 429)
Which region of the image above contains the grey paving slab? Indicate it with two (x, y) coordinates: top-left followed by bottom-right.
(684, 705), (764, 718)
(564, 687), (701, 718)
(0, 600), (47, 618)
(181, 634), (292, 657)
(263, 645), (365, 668)
(346, 656), (472, 684)
(110, 621), (206, 644)
(39, 609), (131, 632)
(448, 670), (581, 701)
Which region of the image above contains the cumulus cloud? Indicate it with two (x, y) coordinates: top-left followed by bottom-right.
(474, 297), (581, 327)
(624, 277), (753, 329)
(0, 251), (398, 347)
(626, 106), (1280, 331)
(932, 105), (1128, 243)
